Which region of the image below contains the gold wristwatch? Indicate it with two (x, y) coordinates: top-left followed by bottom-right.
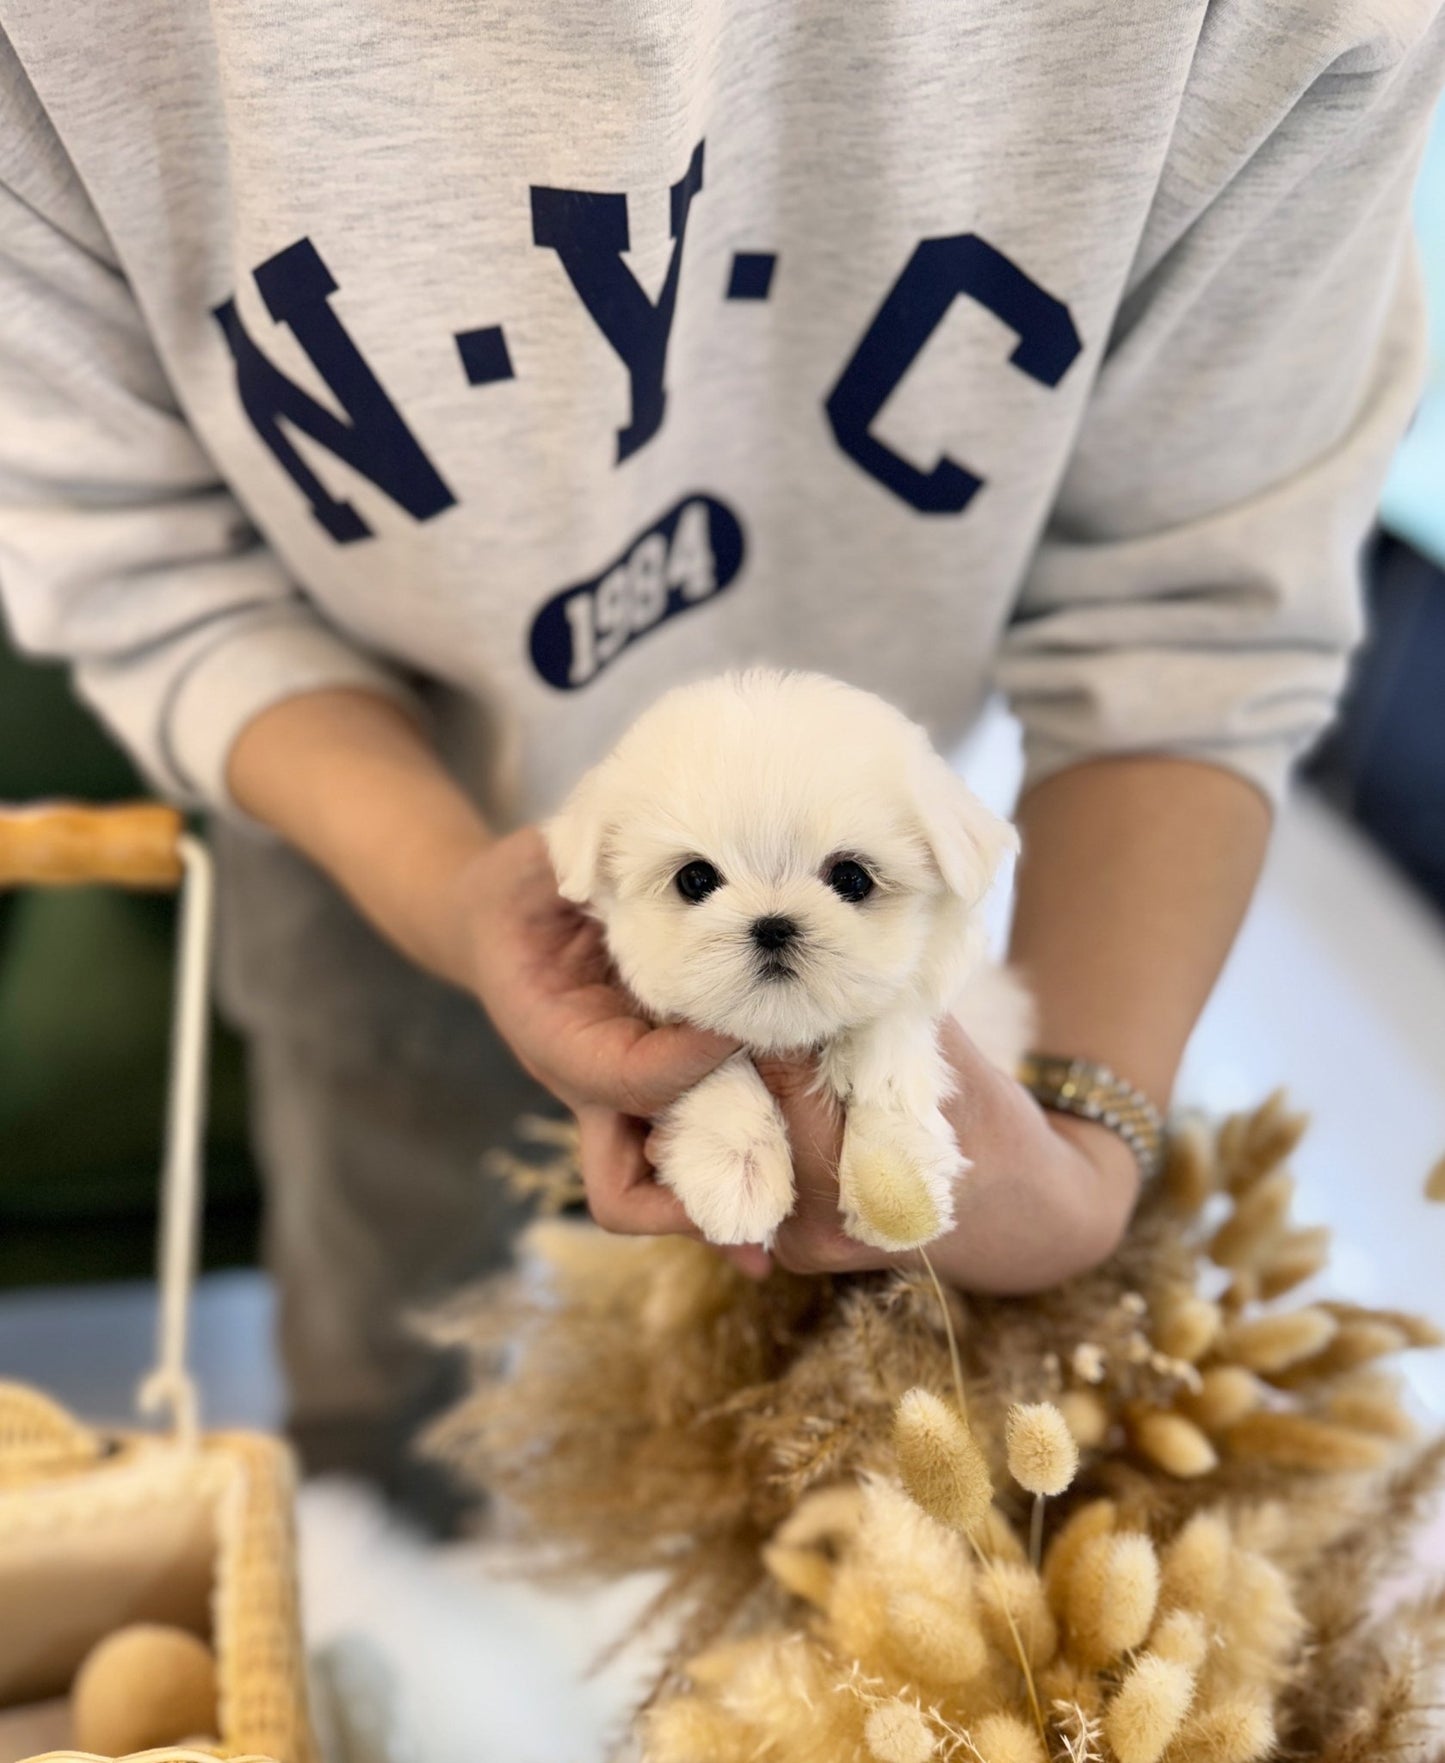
(1018, 1053), (1165, 1182)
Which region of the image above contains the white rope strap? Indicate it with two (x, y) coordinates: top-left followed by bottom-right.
(137, 833), (215, 1448)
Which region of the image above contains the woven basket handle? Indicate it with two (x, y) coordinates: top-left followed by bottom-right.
(0, 802), (212, 1446)
(0, 801), (186, 887)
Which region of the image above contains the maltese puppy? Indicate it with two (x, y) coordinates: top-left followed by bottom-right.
(545, 670), (1031, 1252)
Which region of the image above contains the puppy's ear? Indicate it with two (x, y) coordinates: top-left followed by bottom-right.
(545, 765), (613, 904)
(909, 746), (1018, 904)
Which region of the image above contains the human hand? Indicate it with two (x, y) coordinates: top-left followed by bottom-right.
(452, 826), (744, 1239)
(655, 1016), (1139, 1289)
(456, 831), (1135, 1289)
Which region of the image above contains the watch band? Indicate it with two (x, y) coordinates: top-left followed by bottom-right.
(1018, 1053), (1165, 1182)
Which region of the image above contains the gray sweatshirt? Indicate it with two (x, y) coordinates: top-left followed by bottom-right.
(1, 1), (1442, 828)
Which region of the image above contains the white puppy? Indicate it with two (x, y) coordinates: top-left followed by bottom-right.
(546, 670), (1031, 1252)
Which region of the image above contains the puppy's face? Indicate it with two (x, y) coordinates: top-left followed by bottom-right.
(547, 673), (1014, 1054)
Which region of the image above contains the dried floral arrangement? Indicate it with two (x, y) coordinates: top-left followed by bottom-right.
(428, 1095), (1445, 1763)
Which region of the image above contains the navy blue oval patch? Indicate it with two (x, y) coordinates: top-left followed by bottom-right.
(529, 493), (744, 690)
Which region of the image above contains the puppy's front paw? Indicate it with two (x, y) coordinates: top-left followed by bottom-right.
(839, 1105), (965, 1252)
(654, 1085), (796, 1247)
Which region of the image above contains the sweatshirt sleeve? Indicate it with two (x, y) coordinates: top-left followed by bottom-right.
(996, 9), (1445, 807)
(0, 42), (415, 812)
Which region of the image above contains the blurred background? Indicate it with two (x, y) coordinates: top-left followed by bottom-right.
(1, 97), (1443, 1763)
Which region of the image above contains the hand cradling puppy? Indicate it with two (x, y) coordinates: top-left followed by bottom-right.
(546, 670), (1030, 1252)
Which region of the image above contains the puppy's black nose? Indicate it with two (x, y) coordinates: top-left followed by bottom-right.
(751, 915), (799, 951)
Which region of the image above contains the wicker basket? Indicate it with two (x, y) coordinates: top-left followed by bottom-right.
(0, 807), (319, 1763)
(28, 1753), (277, 1763)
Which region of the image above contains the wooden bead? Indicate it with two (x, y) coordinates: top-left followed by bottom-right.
(72, 1623), (219, 1755)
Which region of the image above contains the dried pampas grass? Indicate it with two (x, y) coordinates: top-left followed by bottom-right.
(428, 1095), (1445, 1761)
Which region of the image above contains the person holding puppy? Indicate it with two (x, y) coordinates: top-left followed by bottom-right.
(3, 0), (1442, 1495)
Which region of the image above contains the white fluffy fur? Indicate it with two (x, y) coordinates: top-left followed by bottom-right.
(546, 671), (1032, 1251)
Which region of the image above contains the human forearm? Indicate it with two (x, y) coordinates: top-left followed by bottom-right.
(226, 688), (496, 987)
(1008, 755), (1272, 1105)
(927, 755), (1272, 1288)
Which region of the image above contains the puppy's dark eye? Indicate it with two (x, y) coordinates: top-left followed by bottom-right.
(827, 859), (874, 903)
(675, 859), (722, 903)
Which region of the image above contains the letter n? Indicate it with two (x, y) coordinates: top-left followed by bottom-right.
(214, 238), (455, 542)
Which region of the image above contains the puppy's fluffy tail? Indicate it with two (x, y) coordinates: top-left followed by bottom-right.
(951, 963), (1036, 1077)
